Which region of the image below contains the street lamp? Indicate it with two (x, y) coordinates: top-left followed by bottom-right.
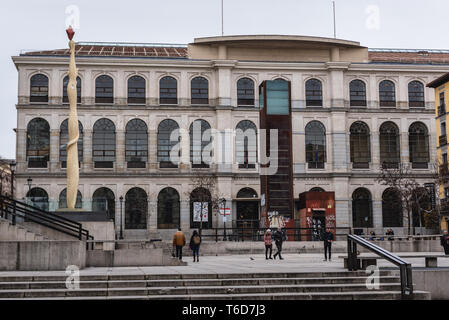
(9, 161), (16, 199)
(9, 161), (16, 225)
(26, 177), (32, 194)
(219, 198), (227, 241)
(119, 196), (124, 240)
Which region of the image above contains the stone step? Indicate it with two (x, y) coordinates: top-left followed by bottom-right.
(0, 291), (431, 300)
(0, 283), (406, 298)
(0, 270), (397, 283)
(0, 276), (400, 290)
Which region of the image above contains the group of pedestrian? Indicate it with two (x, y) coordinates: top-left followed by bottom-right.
(172, 228), (202, 262)
(263, 228), (286, 260)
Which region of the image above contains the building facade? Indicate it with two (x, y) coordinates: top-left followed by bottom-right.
(428, 73), (449, 232)
(12, 35), (449, 239)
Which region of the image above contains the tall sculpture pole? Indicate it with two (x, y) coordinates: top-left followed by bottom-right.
(65, 26), (79, 209)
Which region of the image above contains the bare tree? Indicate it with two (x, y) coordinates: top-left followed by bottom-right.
(376, 163), (430, 235)
(187, 174), (223, 236)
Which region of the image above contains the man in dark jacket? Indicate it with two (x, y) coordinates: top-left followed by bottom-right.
(273, 229), (284, 260)
(441, 230), (449, 255)
(323, 228), (334, 261)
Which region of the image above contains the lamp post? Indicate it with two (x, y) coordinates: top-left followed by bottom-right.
(9, 161), (16, 199)
(26, 177), (32, 194)
(219, 198), (227, 241)
(119, 196), (124, 240)
(9, 161), (16, 225)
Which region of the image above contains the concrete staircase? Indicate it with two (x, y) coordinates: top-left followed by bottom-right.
(0, 270), (430, 300)
(0, 218), (50, 241)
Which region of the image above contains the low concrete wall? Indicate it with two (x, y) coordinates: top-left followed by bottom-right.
(23, 221), (115, 246)
(361, 240), (442, 253)
(413, 269), (449, 300)
(0, 241), (86, 271)
(86, 248), (186, 267)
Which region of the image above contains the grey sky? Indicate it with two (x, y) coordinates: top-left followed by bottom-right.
(1, 0), (449, 159)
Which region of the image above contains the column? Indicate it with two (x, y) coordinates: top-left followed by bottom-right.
(217, 66), (232, 107)
(16, 129), (27, 173)
(180, 199), (190, 231)
(83, 129), (93, 171)
(49, 129), (59, 171)
(116, 129), (125, 171)
(372, 200), (383, 230)
(331, 112), (348, 172)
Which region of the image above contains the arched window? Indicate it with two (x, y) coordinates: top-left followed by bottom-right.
(409, 122), (429, 169)
(93, 118), (116, 168)
(352, 188), (373, 228)
(30, 74), (49, 103)
(159, 76), (178, 105)
(125, 187), (147, 229)
(237, 187), (258, 199)
(63, 76), (81, 104)
(349, 80), (367, 107)
(27, 118), (50, 168)
(59, 188), (82, 209)
(95, 75), (113, 104)
(26, 187), (49, 211)
(408, 81), (425, 108)
(125, 119), (148, 168)
(237, 78), (255, 106)
(305, 79), (323, 107)
(305, 121), (326, 169)
(350, 121), (371, 169)
(382, 188), (403, 227)
(157, 187), (180, 229)
(128, 76), (146, 104)
(157, 119), (180, 168)
(190, 187), (212, 229)
(236, 120), (257, 169)
(379, 122), (400, 168)
(190, 119), (212, 168)
(92, 187), (115, 221)
(379, 80), (396, 107)
(60, 119), (83, 168)
(310, 187), (325, 192)
(191, 77), (209, 105)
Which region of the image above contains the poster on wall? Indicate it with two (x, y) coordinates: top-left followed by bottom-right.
(193, 202), (208, 222)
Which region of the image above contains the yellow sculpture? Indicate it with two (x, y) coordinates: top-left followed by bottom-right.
(65, 26), (79, 209)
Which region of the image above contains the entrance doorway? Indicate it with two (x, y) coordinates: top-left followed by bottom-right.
(235, 188), (259, 240)
(312, 210), (325, 241)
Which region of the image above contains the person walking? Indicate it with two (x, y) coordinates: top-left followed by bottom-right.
(189, 230), (202, 262)
(172, 227), (186, 261)
(273, 228), (284, 260)
(322, 228), (334, 261)
(264, 229), (273, 260)
(441, 230), (449, 255)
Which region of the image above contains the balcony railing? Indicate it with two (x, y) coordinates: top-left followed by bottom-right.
(439, 135), (447, 147)
(438, 104), (446, 116)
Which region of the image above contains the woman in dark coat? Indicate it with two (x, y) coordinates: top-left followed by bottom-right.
(189, 230), (202, 262)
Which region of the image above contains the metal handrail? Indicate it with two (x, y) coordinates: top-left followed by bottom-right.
(0, 195), (93, 245)
(347, 234), (413, 299)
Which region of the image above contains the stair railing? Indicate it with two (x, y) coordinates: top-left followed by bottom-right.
(347, 234), (413, 299)
(0, 194), (93, 246)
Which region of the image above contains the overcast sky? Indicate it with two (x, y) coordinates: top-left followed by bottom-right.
(1, 0), (449, 159)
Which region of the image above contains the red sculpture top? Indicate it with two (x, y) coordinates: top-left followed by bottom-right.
(66, 26), (75, 40)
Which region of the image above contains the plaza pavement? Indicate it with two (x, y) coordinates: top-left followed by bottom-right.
(0, 252), (447, 278)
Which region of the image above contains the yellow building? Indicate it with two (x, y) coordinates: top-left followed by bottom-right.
(428, 73), (449, 232)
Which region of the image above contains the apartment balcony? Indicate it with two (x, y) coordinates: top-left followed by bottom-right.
(440, 135), (448, 147)
(438, 104), (446, 116)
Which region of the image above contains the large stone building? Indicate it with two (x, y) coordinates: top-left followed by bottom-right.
(11, 35), (449, 239)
